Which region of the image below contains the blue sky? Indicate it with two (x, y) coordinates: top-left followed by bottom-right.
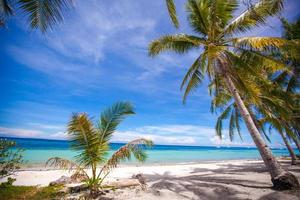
(0, 0), (299, 147)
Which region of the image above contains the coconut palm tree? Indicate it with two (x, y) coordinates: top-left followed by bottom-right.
(0, 0), (72, 33)
(212, 16), (300, 162)
(149, 0), (299, 189)
(212, 85), (298, 165)
(46, 101), (153, 195)
(277, 17), (300, 152)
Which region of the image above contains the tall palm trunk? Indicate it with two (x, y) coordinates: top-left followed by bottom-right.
(220, 65), (299, 189)
(279, 131), (297, 165)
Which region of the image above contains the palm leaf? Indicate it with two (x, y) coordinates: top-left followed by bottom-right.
(186, 0), (210, 36)
(149, 34), (205, 56)
(237, 49), (287, 73)
(102, 138), (153, 172)
(46, 157), (88, 179)
(207, 0), (239, 39)
(231, 37), (290, 51)
(215, 104), (232, 139)
(229, 109), (236, 141)
(224, 0), (284, 35)
(181, 53), (206, 103)
(0, 0), (13, 16)
(18, 0), (72, 33)
(234, 105), (243, 141)
(46, 157), (78, 170)
(165, 0), (179, 28)
(67, 113), (104, 167)
(99, 101), (135, 146)
(0, 0), (13, 26)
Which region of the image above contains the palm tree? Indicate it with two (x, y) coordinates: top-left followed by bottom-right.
(212, 87), (298, 165)
(46, 102), (153, 195)
(0, 0), (72, 33)
(277, 17), (300, 152)
(149, 0), (299, 189)
(215, 16), (300, 163)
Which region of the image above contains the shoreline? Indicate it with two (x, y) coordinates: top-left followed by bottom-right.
(18, 155), (294, 171)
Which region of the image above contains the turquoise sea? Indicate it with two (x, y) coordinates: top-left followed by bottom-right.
(3, 137), (297, 166)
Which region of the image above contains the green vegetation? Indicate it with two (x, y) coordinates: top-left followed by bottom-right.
(0, 139), (24, 178)
(149, 0), (299, 189)
(0, 183), (65, 200)
(0, 0), (73, 32)
(46, 101), (153, 196)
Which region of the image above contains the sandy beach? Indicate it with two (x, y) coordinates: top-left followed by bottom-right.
(2, 159), (299, 200)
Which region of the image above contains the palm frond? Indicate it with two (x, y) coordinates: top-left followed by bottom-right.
(237, 49), (287, 73)
(215, 104), (232, 139)
(149, 34), (204, 56)
(165, 0), (179, 28)
(186, 0), (210, 36)
(210, 87), (232, 113)
(67, 113), (105, 167)
(181, 53), (206, 103)
(99, 101), (135, 146)
(208, 0), (239, 39)
(46, 157), (78, 170)
(18, 0), (73, 33)
(234, 105), (243, 141)
(46, 157), (89, 179)
(0, 0), (13, 16)
(229, 109), (236, 141)
(103, 138), (153, 172)
(280, 17), (300, 40)
(231, 37), (291, 51)
(224, 0), (283, 35)
(0, 0), (13, 26)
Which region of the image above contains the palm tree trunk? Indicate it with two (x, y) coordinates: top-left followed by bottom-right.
(279, 131), (297, 165)
(90, 164), (98, 196)
(221, 67), (299, 189)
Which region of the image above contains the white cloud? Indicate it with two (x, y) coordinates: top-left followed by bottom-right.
(45, 0), (158, 64)
(210, 135), (254, 147)
(112, 124), (249, 146)
(0, 127), (42, 138)
(48, 131), (68, 140)
(8, 46), (102, 85)
(134, 125), (215, 137)
(113, 130), (197, 145)
(7, 0), (190, 96)
(28, 123), (65, 130)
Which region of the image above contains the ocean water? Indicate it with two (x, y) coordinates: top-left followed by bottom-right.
(2, 137), (296, 166)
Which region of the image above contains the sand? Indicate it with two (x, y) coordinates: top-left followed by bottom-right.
(2, 159), (300, 200)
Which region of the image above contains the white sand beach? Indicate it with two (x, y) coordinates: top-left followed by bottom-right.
(3, 159), (300, 200)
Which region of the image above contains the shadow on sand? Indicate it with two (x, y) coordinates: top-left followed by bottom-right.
(143, 160), (300, 200)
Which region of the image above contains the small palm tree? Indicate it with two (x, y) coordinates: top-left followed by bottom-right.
(0, 0), (72, 33)
(149, 0), (299, 189)
(46, 102), (153, 195)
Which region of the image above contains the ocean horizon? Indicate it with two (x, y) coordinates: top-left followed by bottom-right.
(1, 137), (296, 166)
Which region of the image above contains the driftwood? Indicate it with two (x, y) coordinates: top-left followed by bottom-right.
(107, 178), (140, 189)
(105, 173), (147, 190)
(49, 176), (74, 186)
(49, 173), (88, 187)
